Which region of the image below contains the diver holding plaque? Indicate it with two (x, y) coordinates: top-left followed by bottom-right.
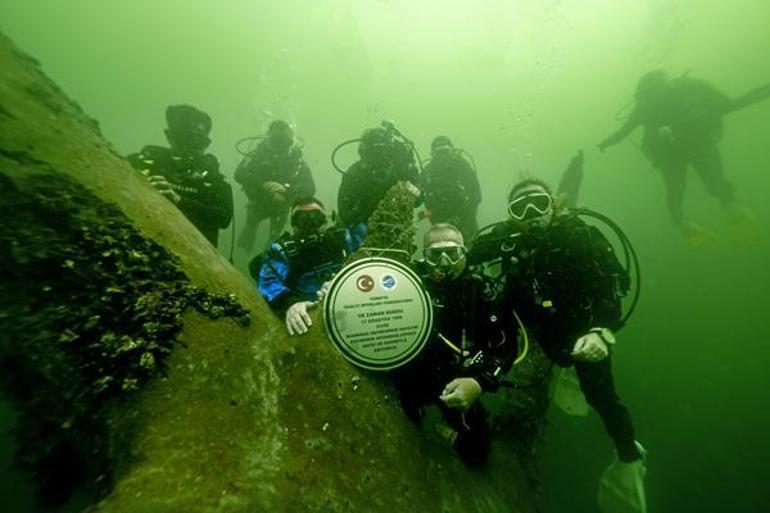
(393, 223), (516, 466)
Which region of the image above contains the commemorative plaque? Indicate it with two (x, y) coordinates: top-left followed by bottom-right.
(323, 257), (433, 371)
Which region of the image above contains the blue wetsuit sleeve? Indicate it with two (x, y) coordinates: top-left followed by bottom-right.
(258, 251), (302, 316)
(258, 254), (289, 303)
(345, 222), (368, 252)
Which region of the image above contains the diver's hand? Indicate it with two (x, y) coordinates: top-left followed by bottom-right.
(571, 332), (609, 362)
(440, 377), (482, 411)
(285, 301), (316, 336)
(263, 181), (288, 195)
(597, 141), (610, 153)
(263, 181), (287, 194)
(400, 180), (421, 198)
(148, 175), (181, 204)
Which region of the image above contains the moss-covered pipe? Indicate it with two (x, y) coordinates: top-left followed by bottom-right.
(0, 32), (542, 513)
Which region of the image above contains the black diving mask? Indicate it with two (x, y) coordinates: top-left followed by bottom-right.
(291, 209), (327, 234)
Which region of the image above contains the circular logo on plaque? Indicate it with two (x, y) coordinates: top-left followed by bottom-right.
(356, 274), (375, 292)
(323, 258), (433, 371)
(381, 274), (397, 290)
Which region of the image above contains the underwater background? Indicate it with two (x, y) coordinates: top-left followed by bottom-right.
(1, 1), (768, 511)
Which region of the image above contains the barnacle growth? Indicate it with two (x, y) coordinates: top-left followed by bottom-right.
(0, 173), (249, 507)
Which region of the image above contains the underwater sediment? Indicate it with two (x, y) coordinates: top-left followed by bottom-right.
(0, 32), (546, 512)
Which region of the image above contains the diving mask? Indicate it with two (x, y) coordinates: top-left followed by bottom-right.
(507, 192), (553, 221)
(424, 244), (466, 266)
(291, 207), (327, 234)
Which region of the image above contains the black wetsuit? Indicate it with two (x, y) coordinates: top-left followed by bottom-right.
(127, 146), (233, 246)
(392, 264), (516, 465)
(421, 153), (481, 240)
(234, 140), (315, 249)
(602, 78), (737, 226)
(475, 214), (641, 462)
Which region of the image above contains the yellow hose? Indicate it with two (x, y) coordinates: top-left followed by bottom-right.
(437, 309), (529, 366)
(437, 332), (463, 354)
(512, 309), (529, 366)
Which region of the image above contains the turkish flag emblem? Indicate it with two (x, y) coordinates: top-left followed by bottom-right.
(356, 274), (375, 292)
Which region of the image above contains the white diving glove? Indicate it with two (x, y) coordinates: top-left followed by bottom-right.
(571, 332), (609, 363)
(400, 180), (421, 198)
(439, 377), (482, 411)
(285, 301), (316, 336)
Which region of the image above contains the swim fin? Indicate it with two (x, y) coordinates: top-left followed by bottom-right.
(598, 442), (648, 513)
(680, 221), (719, 248)
(552, 367), (589, 417)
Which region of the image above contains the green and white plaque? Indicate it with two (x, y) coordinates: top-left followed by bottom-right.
(323, 257), (433, 371)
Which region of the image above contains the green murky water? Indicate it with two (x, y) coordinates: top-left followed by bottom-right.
(2, 1), (769, 511)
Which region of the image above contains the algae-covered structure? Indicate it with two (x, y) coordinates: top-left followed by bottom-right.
(0, 33), (545, 512)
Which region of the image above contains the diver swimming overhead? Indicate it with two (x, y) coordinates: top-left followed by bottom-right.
(598, 70), (767, 246)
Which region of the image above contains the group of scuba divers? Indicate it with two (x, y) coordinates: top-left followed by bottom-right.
(127, 71), (769, 513)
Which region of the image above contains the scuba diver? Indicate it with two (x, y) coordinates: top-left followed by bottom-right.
(598, 70), (769, 245)
(234, 120), (315, 252)
(336, 123), (421, 226)
(393, 223), (516, 466)
(469, 178), (646, 513)
(255, 197), (365, 336)
(127, 104), (233, 248)
(420, 136), (482, 241)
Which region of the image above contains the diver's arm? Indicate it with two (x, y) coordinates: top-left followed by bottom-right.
(208, 179), (234, 229)
(598, 115), (640, 152)
(176, 154), (233, 229)
(462, 279), (517, 393)
(728, 82), (770, 114)
(176, 183), (232, 229)
(126, 151), (146, 171)
(337, 166), (359, 225)
(579, 226), (625, 331)
(258, 252), (302, 317)
(403, 163), (424, 207)
(461, 159), (482, 206)
(126, 145), (169, 175)
(233, 151), (269, 200)
(290, 159), (316, 200)
(344, 222), (368, 253)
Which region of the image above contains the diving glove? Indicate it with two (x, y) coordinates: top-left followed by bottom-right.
(285, 301), (316, 336)
(440, 377), (482, 411)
